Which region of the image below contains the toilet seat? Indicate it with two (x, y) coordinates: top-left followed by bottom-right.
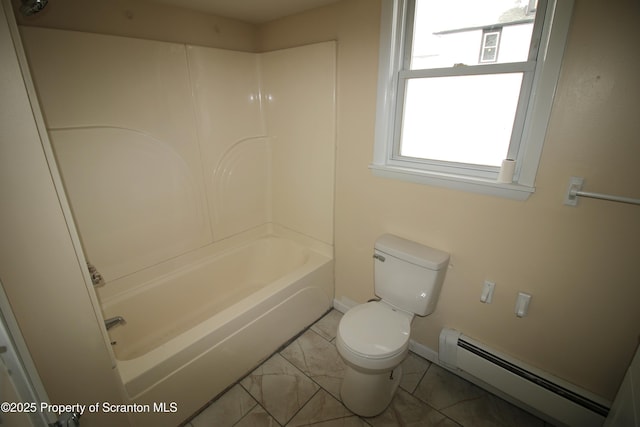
(338, 302), (411, 360)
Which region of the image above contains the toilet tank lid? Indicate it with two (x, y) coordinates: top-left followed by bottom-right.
(375, 234), (449, 270)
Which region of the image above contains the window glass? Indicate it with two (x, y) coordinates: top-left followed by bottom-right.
(399, 73), (523, 167)
(410, 0), (538, 70)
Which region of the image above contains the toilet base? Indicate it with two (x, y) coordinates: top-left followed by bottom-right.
(340, 364), (403, 417)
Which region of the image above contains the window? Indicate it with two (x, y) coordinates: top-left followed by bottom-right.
(480, 29), (501, 63)
(371, 0), (574, 200)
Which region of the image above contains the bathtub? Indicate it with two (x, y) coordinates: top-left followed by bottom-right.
(98, 224), (333, 426)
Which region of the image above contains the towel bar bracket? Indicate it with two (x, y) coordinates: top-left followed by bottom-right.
(563, 176), (640, 207)
(563, 176), (584, 206)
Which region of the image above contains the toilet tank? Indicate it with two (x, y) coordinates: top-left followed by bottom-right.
(374, 234), (449, 316)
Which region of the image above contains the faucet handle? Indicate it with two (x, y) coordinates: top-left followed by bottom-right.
(87, 262), (105, 286)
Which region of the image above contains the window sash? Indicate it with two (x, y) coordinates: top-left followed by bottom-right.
(391, 0), (548, 179)
(399, 61), (536, 79)
(392, 68), (537, 178)
(392, 72), (529, 176)
(404, 0), (547, 70)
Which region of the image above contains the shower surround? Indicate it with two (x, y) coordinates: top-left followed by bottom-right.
(21, 27), (336, 426)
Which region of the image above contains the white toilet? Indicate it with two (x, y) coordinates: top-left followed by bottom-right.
(336, 234), (449, 417)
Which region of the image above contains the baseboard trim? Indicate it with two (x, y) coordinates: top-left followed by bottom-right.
(332, 296), (356, 314)
(408, 339), (439, 363)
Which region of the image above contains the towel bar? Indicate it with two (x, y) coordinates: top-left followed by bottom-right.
(564, 177), (640, 206)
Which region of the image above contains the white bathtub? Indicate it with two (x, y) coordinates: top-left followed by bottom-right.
(98, 224), (333, 427)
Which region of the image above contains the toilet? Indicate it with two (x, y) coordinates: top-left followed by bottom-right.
(336, 234), (449, 417)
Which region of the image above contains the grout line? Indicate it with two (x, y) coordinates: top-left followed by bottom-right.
(280, 387), (321, 427)
(193, 307), (549, 427)
(184, 310), (333, 426)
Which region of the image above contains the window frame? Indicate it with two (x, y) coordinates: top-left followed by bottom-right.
(370, 0), (574, 200)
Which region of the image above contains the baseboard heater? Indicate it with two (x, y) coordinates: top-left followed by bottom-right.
(439, 329), (610, 427)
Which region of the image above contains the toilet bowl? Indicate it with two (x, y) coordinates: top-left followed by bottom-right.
(336, 301), (412, 416)
(336, 234), (449, 417)
(337, 302), (412, 372)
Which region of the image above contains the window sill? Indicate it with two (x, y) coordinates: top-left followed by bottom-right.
(369, 163), (534, 200)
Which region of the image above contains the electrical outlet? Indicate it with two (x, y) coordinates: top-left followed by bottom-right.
(515, 292), (532, 317)
(480, 280), (495, 304)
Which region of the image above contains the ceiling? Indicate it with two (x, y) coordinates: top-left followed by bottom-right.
(146, 0), (342, 24)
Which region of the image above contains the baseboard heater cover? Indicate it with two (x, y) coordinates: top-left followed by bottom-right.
(439, 328), (610, 427)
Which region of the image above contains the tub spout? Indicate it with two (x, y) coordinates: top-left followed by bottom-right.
(104, 316), (126, 330)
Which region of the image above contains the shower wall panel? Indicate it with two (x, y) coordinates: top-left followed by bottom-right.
(261, 42), (336, 245)
(21, 28), (212, 281)
(20, 27), (335, 286)
(186, 47), (270, 240)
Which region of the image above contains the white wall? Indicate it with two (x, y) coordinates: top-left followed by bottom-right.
(605, 345), (640, 426)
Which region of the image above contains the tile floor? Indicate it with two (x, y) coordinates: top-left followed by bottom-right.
(182, 310), (552, 427)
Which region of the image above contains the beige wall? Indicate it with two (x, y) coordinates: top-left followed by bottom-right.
(259, 0), (640, 401)
(13, 0), (640, 403)
(12, 0), (258, 51)
(0, 3), (130, 426)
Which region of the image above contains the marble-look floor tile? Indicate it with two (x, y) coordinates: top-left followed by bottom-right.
(311, 309), (343, 341)
(414, 364), (485, 410)
(415, 364), (544, 427)
(280, 329), (347, 399)
(240, 353), (319, 425)
(440, 392), (545, 427)
(292, 416), (371, 426)
(235, 405), (278, 427)
(287, 389), (357, 426)
(190, 384), (257, 427)
(399, 353), (431, 393)
(367, 389), (460, 427)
